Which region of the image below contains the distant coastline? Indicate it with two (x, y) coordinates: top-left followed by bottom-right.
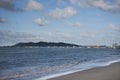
(0, 41), (120, 49)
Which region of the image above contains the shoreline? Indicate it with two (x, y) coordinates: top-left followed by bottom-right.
(48, 62), (120, 80)
(34, 60), (120, 80)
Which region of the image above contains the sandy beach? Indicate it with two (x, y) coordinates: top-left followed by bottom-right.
(48, 62), (120, 80)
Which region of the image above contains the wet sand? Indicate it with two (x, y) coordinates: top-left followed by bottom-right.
(48, 62), (120, 80)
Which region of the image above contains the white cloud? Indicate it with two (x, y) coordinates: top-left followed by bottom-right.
(34, 18), (47, 26)
(49, 7), (78, 19)
(117, 0), (120, 6)
(0, 0), (15, 10)
(66, 22), (84, 27)
(23, 0), (43, 11)
(0, 17), (6, 23)
(70, 0), (120, 12)
(110, 24), (120, 32)
(0, 30), (41, 44)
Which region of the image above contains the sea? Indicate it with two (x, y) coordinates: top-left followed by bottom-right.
(0, 47), (120, 80)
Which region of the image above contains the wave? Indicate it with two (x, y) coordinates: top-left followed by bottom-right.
(33, 58), (120, 80)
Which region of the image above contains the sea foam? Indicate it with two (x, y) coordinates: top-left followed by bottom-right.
(33, 58), (120, 80)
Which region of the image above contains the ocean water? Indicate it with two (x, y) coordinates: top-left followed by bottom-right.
(0, 48), (120, 80)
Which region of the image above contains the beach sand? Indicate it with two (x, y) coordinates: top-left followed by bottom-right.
(48, 62), (120, 80)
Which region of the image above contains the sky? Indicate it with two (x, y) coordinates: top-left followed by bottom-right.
(0, 0), (120, 46)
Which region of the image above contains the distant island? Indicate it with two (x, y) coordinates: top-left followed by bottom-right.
(13, 41), (79, 48)
(0, 41), (120, 49)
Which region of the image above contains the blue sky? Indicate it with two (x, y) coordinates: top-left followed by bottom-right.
(0, 0), (120, 46)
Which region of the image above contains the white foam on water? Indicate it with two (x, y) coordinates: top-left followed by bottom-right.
(33, 58), (120, 80)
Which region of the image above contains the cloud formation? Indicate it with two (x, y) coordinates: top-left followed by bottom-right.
(0, 30), (74, 45)
(66, 22), (84, 27)
(0, 17), (6, 23)
(0, 0), (15, 11)
(70, 0), (120, 12)
(49, 7), (78, 19)
(0, 30), (41, 45)
(110, 24), (120, 32)
(23, 0), (43, 11)
(34, 18), (47, 26)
